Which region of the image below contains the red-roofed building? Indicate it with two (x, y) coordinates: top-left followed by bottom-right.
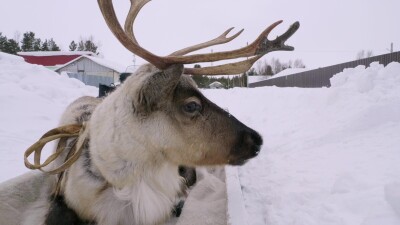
(17, 51), (94, 70)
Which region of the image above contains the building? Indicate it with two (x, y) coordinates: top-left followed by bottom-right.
(17, 51), (94, 70)
(55, 55), (125, 87)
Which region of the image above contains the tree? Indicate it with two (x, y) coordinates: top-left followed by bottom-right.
(0, 33), (21, 55)
(77, 40), (85, 51)
(0, 33), (6, 51)
(21, 31), (36, 52)
(247, 68), (258, 76)
(33, 38), (42, 51)
(41, 39), (49, 51)
(13, 31), (21, 44)
(84, 36), (98, 54)
(5, 39), (21, 54)
(256, 59), (273, 75)
(48, 38), (60, 51)
(356, 50), (374, 59)
(73, 36), (100, 54)
(69, 41), (77, 51)
(256, 58), (306, 76)
(366, 50), (374, 58)
(293, 59), (306, 68)
(271, 58), (283, 74)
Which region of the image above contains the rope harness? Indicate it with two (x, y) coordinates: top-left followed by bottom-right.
(24, 123), (87, 196)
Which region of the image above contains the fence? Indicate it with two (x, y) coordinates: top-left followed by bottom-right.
(249, 51), (400, 88)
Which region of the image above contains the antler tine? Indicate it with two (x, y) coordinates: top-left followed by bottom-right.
(184, 55), (262, 75)
(124, 0), (151, 44)
(98, 0), (299, 75)
(169, 27), (244, 56)
(98, 0), (169, 69)
(184, 21), (300, 75)
(166, 20), (286, 64)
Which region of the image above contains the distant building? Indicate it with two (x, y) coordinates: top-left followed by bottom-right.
(55, 55), (125, 87)
(17, 51), (94, 70)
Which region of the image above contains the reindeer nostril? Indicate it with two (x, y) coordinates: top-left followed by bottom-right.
(251, 131), (263, 147)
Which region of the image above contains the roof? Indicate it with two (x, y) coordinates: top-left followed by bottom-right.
(55, 55), (125, 73)
(17, 51), (96, 67)
(17, 51), (94, 57)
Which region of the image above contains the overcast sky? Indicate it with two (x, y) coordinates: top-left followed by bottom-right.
(1, 0), (399, 71)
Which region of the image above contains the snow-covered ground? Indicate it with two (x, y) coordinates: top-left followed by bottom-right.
(1, 52), (399, 224)
(206, 62), (400, 225)
(0, 52), (97, 181)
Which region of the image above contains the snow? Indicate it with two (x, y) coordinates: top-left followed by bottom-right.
(1, 52), (400, 225)
(204, 62), (400, 225)
(17, 51), (94, 57)
(0, 52), (98, 181)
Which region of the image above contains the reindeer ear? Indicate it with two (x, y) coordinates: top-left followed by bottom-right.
(137, 64), (183, 113)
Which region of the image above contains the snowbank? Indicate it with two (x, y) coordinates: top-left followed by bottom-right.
(0, 53), (97, 181)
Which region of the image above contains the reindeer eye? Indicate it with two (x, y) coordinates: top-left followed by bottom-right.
(183, 101), (202, 113)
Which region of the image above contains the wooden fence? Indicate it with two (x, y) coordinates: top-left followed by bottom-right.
(249, 51), (400, 88)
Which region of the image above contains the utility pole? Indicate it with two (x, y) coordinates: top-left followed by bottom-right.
(390, 42), (394, 53)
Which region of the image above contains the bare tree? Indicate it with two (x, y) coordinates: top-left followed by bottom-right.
(356, 49), (374, 59)
(256, 59), (273, 75)
(293, 59), (306, 68)
(13, 31), (21, 44)
(366, 50), (374, 58)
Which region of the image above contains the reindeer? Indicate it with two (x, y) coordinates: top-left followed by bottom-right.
(22, 0), (299, 224)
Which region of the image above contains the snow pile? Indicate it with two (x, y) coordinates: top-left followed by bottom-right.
(0, 52), (97, 181)
(204, 62), (400, 225)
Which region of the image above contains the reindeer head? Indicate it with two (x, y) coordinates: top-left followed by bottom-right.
(90, 63), (261, 173)
(91, 0), (299, 174)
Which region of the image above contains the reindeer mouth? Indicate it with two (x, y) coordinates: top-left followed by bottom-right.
(228, 129), (263, 166)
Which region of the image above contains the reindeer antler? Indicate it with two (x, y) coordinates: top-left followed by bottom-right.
(98, 0), (300, 75)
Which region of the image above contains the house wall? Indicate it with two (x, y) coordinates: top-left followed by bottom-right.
(57, 57), (119, 87)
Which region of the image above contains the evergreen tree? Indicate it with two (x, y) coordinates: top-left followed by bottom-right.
(77, 40), (85, 51)
(33, 38), (42, 51)
(0, 33), (7, 51)
(5, 39), (21, 54)
(0, 33), (21, 55)
(21, 31), (35, 51)
(74, 36), (100, 54)
(69, 41), (77, 51)
(48, 38), (60, 51)
(41, 39), (49, 51)
(84, 39), (98, 54)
